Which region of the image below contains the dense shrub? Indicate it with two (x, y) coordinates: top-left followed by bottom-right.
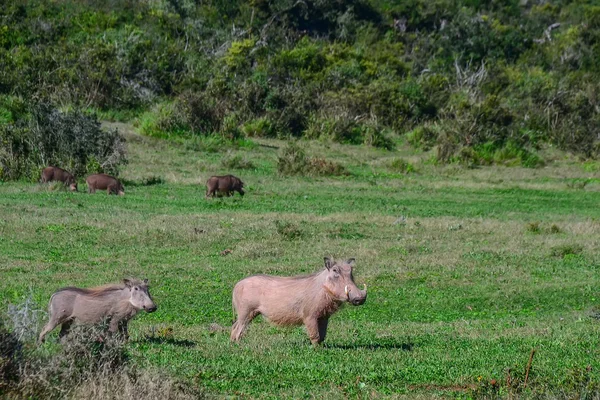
(1, 0), (600, 162)
(0, 103), (127, 181)
(277, 142), (347, 176)
(221, 152), (256, 170)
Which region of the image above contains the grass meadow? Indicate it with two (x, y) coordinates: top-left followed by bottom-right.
(1, 123), (599, 398)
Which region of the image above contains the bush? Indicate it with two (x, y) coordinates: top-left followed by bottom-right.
(277, 142), (347, 176)
(551, 244), (583, 258)
(0, 103), (127, 181)
(241, 118), (277, 138)
(221, 152), (255, 170)
(304, 115), (394, 149)
(406, 124), (439, 151)
(388, 158), (416, 174)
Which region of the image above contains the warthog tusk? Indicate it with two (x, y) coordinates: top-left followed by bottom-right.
(363, 284), (367, 293)
(344, 285), (348, 296)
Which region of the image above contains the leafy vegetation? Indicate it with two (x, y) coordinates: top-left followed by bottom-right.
(1, 0), (599, 160)
(0, 102), (127, 181)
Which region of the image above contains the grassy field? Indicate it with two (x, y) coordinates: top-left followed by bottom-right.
(1, 123), (599, 398)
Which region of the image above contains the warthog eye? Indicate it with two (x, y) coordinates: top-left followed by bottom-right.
(134, 287), (139, 291)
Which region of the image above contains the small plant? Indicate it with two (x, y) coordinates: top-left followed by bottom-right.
(275, 220), (303, 240)
(277, 142), (347, 176)
(551, 244), (583, 258)
(241, 118), (277, 138)
(307, 157), (348, 176)
(388, 158), (415, 174)
(221, 152), (256, 170)
(549, 224), (561, 234)
(277, 141), (309, 176)
(526, 222), (541, 234)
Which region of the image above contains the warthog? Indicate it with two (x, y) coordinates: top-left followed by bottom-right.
(38, 279), (157, 343)
(231, 257), (367, 345)
(86, 173), (125, 195)
(41, 166), (78, 191)
(206, 175), (244, 198)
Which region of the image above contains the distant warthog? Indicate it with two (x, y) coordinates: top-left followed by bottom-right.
(206, 175), (244, 198)
(38, 279), (157, 343)
(41, 166), (78, 191)
(86, 173), (124, 195)
(231, 257), (367, 345)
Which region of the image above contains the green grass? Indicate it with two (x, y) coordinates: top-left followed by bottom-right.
(1, 123), (599, 398)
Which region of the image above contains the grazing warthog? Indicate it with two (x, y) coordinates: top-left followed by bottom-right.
(41, 166), (78, 191)
(86, 173), (125, 195)
(231, 257), (367, 345)
(38, 279), (157, 343)
(206, 175), (244, 198)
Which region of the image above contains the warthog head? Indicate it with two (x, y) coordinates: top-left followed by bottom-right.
(124, 278), (157, 312)
(66, 176), (78, 192)
(323, 257), (367, 306)
(117, 183), (125, 196)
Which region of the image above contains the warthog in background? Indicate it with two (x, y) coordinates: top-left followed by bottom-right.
(206, 174), (244, 198)
(231, 257), (367, 345)
(86, 173), (125, 195)
(39, 279), (157, 343)
(41, 166), (78, 191)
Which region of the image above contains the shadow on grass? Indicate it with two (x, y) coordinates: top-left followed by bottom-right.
(121, 176), (165, 187)
(141, 336), (196, 348)
(325, 340), (414, 351)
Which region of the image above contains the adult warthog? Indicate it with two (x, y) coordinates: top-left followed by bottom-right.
(86, 173), (124, 195)
(38, 279), (157, 343)
(206, 175), (244, 198)
(41, 166), (78, 191)
(231, 257), (367, 345)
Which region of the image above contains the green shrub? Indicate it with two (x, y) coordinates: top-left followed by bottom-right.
(0, 103), (127, 181)
(241, 118), (277, 138)
(304, 115), (394, 149)
(221, 152), (255, 170)
(388, 158), (416, 174)
(551, 244), (583, 258)
(277, 142), (347, 176)
(406, 124), (439, 151)
(277, 141), (310, 176)
(526, 222), (541, 234)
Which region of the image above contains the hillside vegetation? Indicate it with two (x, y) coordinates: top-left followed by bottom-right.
(1, 0), (600, 171)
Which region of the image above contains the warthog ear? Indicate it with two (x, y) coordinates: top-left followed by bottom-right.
(345, 258), (356, 266)
(324, 257), (333, 270)
(143, 278), (149, 285)
(123, 279), (133, 288)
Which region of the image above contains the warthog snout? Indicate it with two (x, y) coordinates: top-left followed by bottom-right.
(145, 304), (157, 313)
(69, 183), (78, 192)
(346, 284), (367, 306)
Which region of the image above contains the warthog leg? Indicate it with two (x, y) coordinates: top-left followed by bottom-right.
(39, 317), (61, 343)
(118, 321), (129, 340)
(59, 320), (73, 338)
(305, 317), (329, 345)
(230, 309), (259, 342)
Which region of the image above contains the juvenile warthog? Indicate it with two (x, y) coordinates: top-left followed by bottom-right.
(41, 166), (78, 191)
(38, 279), (157, 343)
(231, 257), (367, 345)
(86, 173), (125, 195)
(206, 175), (244, 198)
